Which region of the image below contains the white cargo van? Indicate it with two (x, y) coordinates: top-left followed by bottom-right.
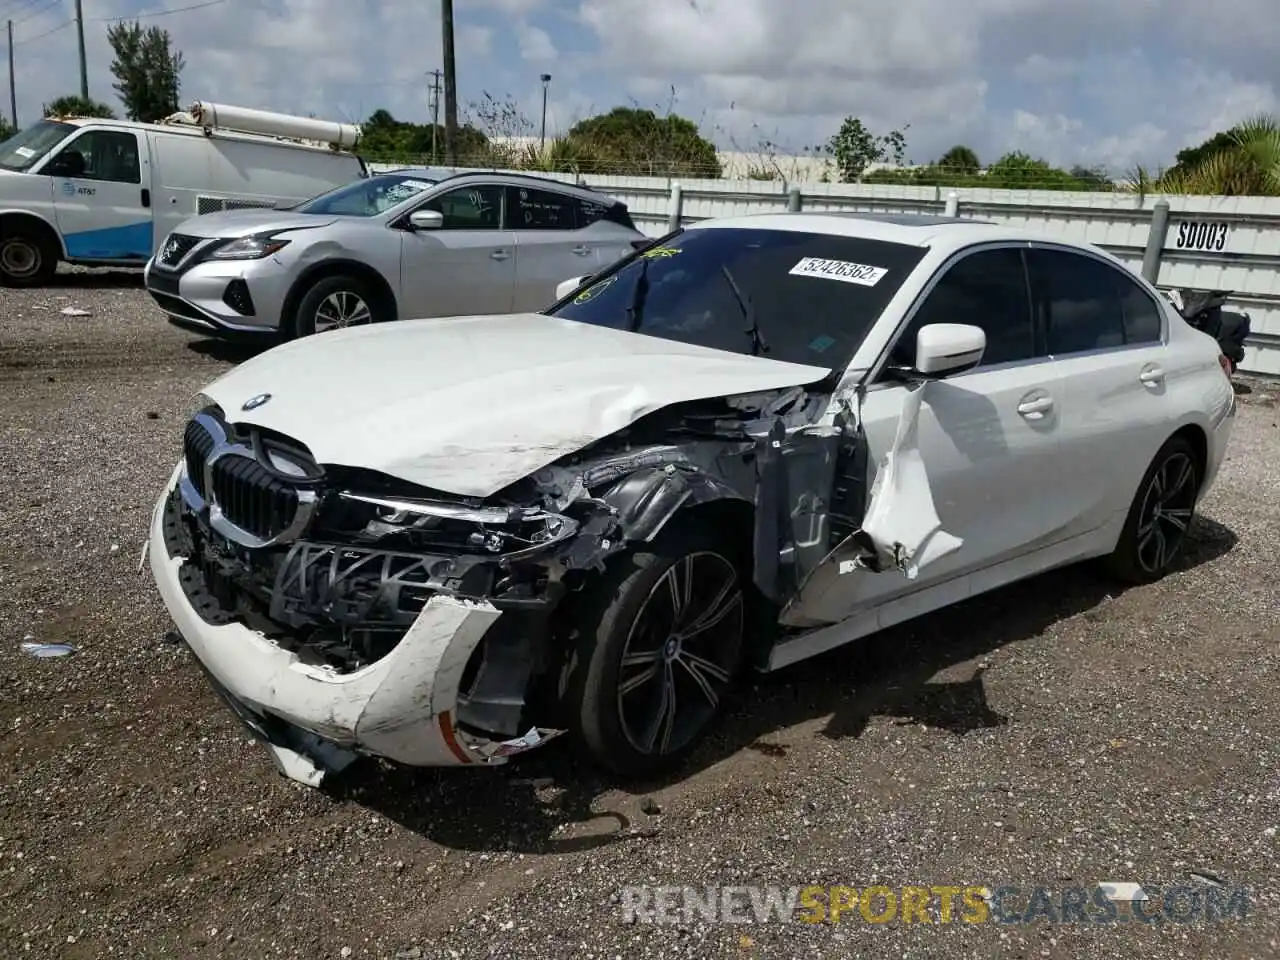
(0, 101), (369, 286)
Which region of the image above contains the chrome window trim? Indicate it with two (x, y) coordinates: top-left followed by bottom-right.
(178, 412), (317, 549)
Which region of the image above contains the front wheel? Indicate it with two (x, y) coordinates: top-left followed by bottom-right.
(1105, 435), (1201, 584)
(290, 275), (380, 338)
(0, 231), (57, 287)
(559, 522), (747, 779)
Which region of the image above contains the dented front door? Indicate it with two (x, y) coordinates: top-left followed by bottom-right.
(781, 363), (1065, 627)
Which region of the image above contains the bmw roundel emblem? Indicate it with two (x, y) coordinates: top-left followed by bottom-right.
(241, 392), (272, 411)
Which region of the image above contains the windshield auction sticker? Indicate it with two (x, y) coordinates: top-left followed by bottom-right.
(789, 257), (887, 286)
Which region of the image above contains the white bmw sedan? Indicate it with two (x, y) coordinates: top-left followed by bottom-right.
(146, 212), (1236, 785)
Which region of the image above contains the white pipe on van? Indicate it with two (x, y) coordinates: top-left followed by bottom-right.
(187, 101), (362, 150)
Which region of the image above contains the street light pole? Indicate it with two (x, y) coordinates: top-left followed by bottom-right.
(539, 73), (551, 150)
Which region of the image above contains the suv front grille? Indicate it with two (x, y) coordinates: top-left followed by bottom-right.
(158, 233), (202, 268)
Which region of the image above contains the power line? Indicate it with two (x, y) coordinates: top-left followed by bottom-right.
(92, 0), (226, 21)
(11, 0), (60, 27)
(13, 17), (70, 44)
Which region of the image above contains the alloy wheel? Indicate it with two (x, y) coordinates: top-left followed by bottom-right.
(313, 290), (372, 332)
(616, 551), (744, 757)
(1135, 451), (1197, 574)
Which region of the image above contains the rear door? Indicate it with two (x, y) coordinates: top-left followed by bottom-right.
(400, 183), (516, 317)
(506, 184), (593, 311)
(572, 194), (639, 270)
(48, 127), (154, 262)
(1024, 245), (1172, 539)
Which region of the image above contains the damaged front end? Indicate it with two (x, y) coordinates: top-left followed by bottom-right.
(155, 385), (830, 781)
(155, 369), (962, 785)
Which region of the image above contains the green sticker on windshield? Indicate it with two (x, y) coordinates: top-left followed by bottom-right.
(574, 275), (617, 303)
(640, 246), (681, 259)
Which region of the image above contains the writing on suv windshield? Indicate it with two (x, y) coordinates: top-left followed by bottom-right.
(548, 226), (928, 370)
(294, 173), (440, 217)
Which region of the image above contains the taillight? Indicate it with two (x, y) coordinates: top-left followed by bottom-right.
(1218, 353), (1234, 378)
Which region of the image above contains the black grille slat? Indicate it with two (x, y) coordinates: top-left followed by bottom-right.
(183, 420), (215, 499)
(210, 452), (300, 541)
(158, 233), (202, 267)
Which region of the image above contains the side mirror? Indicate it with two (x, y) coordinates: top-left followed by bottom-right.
(556, 275), (592, 301)
(912, 323), (986, 376)
(407, 209), (444, 231)
(46, 152), (82, 177)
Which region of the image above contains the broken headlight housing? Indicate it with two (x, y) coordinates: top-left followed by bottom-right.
(338, 492), (579, 561)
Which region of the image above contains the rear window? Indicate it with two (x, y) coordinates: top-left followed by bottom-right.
(548, 226), (928, 369)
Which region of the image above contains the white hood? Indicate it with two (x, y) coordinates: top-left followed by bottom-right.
(201, 312), (830, 497)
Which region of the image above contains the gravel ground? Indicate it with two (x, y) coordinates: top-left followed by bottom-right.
(1, 268), (1278, 960)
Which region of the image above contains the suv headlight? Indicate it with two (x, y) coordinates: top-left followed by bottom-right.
(209, 236), (291, 260)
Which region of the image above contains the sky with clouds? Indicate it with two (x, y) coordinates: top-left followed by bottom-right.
(3, 0), (1278, 173)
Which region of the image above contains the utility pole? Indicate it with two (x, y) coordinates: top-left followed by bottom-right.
(440, 0), (457, 165)
(427, 68), (441, 160)
(7, 20), (16, 129)
(73, 0), (88, 99)
(539, 73), (551, 150)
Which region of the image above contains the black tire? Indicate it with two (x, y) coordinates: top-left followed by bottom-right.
(1105, 435), (1201, 585)
(0, 229), (58, 287)
(290, 275), (381, 339)
(559, 520), (747, 779)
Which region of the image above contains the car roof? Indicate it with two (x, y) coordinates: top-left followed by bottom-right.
(685, 212), (1093, 254)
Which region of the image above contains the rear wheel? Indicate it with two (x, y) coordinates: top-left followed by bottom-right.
(560, 522), (746, 778)
(1105, 435), (1201, 584)
(291, 275), (380, 338)
(0, 229), (57, 287)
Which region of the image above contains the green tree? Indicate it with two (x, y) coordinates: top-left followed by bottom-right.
(1127, 114), (1280, 196)
(42, 95), (116, 119)
(826, 116), (909, 182)
(564, 106), (721, 177)
(0, 118), (13, 140)
(107, 21), (184, 123)
(938, 144), (980, 174)
(355, 108), (488, 163)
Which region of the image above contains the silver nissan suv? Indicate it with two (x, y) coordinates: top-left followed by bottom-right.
(143, 169), (648, 339)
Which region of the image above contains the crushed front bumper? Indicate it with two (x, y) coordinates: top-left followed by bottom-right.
(146, 464), (560, 784)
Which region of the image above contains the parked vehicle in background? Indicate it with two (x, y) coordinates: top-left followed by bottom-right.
(1167, 288), (1251, 374)
(0, 101), (368, 287)
(142, 170), (648, 339)
(146, 212), (1236, 787)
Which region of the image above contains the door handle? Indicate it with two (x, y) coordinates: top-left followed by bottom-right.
(1017, 396), (1054, 418)
(140, 188), (151, 208)
(571, 244), (591, 256)
(490, 250), (510, 261)
(1139, 365), (1164, 385)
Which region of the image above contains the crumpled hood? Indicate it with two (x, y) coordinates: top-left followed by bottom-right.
(201, 312), (831, 497)
(173, 208), (337, 239)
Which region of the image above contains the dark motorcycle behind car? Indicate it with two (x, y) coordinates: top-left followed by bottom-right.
(1171, 288), (1251, 374)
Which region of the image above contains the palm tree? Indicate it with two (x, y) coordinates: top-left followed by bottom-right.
(1125, 114), (1280, 196)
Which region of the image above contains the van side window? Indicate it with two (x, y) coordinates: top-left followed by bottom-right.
(52, 131), (141, 184)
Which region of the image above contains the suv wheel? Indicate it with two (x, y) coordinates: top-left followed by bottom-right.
(292, 275), (379, 338)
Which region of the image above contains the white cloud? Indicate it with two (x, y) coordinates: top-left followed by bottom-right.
(3, 0), (1278, 172)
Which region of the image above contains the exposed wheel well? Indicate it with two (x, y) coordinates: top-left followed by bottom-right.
(281, 259), (397, 334)
(0, 213), (64, 260)
(1169, 423), (1208, 492)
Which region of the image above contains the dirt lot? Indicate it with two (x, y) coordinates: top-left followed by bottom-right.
(1, 269), (1278, 960)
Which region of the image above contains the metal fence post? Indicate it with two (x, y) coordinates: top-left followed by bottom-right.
(1141, 199), (1171, 284)
(668, 183), (683, 232)
(787, 185), (802, 212)
(944, 191), (959, 217)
